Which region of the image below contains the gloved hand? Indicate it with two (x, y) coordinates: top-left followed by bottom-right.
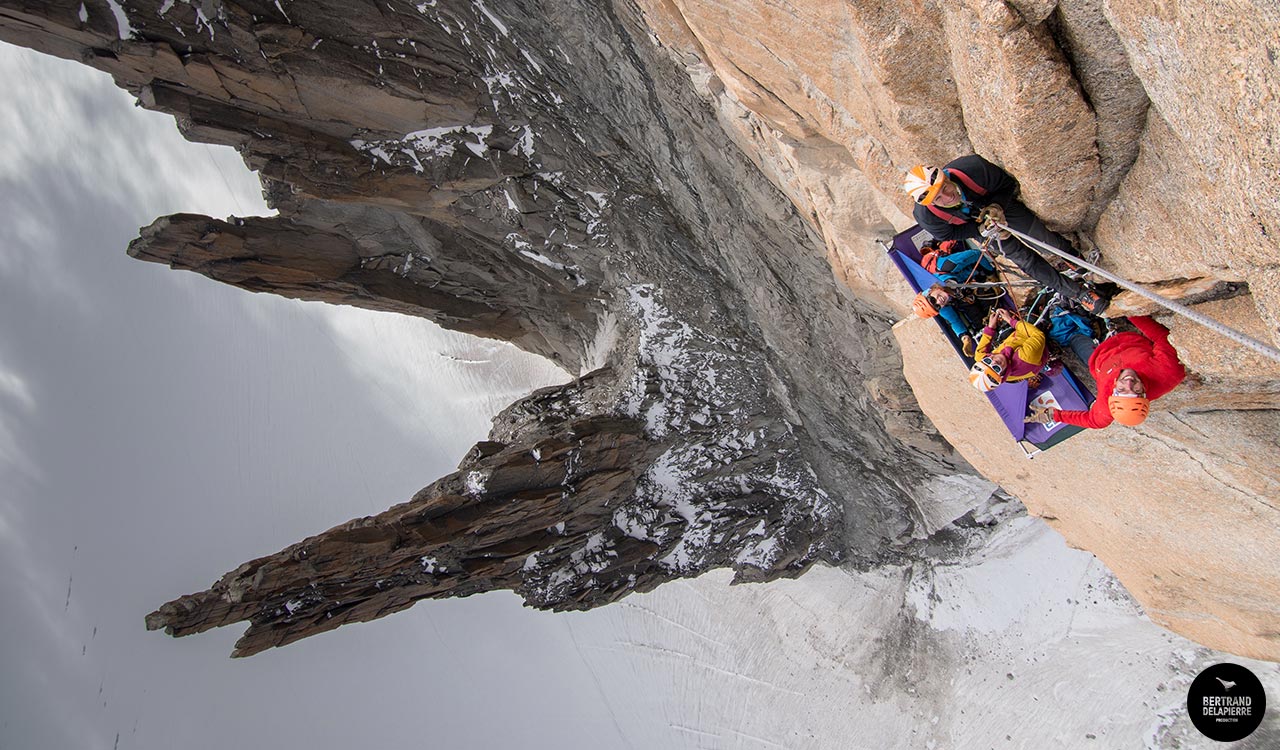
(978, 204), (1011, 240)
(961, 334), (976, 358)
(972, 203), (1003, 223)
(1025, 406), (1055, 425)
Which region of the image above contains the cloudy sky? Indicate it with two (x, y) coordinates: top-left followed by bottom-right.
(2, 40), (1276, 750)
(0, 40), (645, 749)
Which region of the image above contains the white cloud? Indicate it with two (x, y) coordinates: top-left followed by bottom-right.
(314, 304), (569, 453)
(0, 42), (270, 222)
(0, 364), (36, 412)
(0, 41), (272, 317)
(0, 366), (39, 485)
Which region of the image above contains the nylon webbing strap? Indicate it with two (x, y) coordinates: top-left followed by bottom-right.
(996, 223), (1280, 364)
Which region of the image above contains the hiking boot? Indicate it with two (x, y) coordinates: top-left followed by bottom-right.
(1076, 289), (1110, 316)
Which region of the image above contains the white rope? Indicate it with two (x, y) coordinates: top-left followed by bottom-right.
(952, 280), (1039, 289)
(996, 222), (1280, 365)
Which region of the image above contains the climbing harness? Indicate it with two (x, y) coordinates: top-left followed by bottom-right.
(995, 222), (1280, 365)
(950, 277), (1038, 304)
(972, 234), (1027, 302)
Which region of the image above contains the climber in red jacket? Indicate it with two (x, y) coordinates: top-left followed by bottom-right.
(1027, 316), (1186, 429)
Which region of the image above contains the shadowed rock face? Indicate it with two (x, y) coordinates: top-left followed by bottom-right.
(0, 1), (980, 655)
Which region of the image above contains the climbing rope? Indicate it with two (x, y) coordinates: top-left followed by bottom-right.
(995, 222), (1280, 365)
(950, 280), (1039, 290)
(983, 235), (1038, 303)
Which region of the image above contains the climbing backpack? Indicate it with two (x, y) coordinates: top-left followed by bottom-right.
(920, 239), (960, 275)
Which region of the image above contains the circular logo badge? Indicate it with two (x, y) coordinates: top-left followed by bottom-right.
(1186, 663), (1267, 742)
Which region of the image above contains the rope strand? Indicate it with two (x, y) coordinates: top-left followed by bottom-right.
(996, 222), (1280, 364)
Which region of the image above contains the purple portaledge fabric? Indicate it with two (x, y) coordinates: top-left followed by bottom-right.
(884, 224), (1094, 450)
(1022, 378), (1091, 443)
(987, 376), (1092, 443)
(987, 381), (1030, 441)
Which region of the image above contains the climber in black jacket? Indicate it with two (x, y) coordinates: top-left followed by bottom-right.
(904, 154), (1109, 315)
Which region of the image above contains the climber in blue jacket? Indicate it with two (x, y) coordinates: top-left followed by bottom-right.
(934, 247), (994, 284)
(1042, 306), (1098, 365)
(911, 245), (998, 357)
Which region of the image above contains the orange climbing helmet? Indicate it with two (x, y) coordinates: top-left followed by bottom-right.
(912, 292), (939, 319)
(904, 164), (946, 205)
(1108, 394), (1150, 426)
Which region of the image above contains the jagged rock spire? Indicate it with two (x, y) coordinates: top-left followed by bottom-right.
(3, 0), (975, 655)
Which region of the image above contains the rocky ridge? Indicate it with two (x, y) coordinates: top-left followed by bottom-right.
(1, 0), (980, 657)
(3, 0), (1277, 660)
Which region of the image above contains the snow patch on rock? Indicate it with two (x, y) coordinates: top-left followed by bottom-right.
(351, 125), (493, 172)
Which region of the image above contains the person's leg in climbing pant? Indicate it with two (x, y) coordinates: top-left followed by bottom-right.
(1066, 333), (1096, 365)
(1000, 200), (1076, 257)
(953, 297), (987, 337)
(1046, 311), (1098, 365)
(995, 200), (1088, 301)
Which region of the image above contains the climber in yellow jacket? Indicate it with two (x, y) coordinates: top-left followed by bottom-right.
(968, 307), (1047, 392)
